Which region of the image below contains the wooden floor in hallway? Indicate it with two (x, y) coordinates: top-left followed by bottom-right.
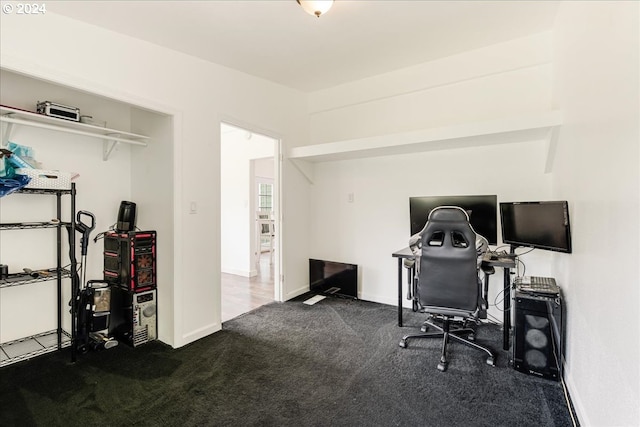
(221, 253), (274, 323)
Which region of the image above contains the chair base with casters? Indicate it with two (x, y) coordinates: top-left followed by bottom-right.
(399, 315), (495, 372)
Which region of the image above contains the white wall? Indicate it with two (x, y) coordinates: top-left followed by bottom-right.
(254, 157), (275, 180)
(551, 2), (639, 425)
(309, 140), (555, 318)
(130, 108), (175, 344)
(0, 11), (310, 348)
(307, 33), (556, 317)
(309, 32), (554, 143)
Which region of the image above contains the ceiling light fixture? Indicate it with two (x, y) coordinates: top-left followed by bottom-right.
(297, 0), (334, 18)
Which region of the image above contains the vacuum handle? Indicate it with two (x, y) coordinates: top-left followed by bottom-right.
(77, 211), (96, 256)
(77, 211), (96, 233)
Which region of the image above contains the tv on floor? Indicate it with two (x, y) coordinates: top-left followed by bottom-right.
(309, 259), (358, 299)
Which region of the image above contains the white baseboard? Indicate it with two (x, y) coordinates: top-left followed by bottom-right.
(284, 285), (311, 301)
(562, 363), (586, 426)
(358, 292), (397, 307)
(180, 322), (221, 347)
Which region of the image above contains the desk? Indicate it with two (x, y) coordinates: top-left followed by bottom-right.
(391, 247), (516, 350)
(391, 247), (415, 327)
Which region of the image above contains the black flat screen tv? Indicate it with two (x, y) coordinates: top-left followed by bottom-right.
(500, 201), (572, 253)
(409, 195), (498, 245)
(309, 259), (358, 299)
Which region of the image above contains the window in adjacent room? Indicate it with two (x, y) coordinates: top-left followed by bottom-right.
(257, 182), (273, 212)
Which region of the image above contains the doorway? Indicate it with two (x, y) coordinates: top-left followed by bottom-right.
(220, 122), (281, 322)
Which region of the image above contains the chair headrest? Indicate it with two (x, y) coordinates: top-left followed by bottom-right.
(427, 206), (470, 223)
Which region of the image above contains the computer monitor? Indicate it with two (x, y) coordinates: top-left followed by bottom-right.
(499, 201), (572, 253)
(409, 195), (498, 245)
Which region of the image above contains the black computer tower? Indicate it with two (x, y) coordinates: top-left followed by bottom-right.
(513, 291), (563, 381)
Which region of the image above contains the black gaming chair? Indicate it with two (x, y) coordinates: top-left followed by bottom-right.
(399, 206), (495, 372)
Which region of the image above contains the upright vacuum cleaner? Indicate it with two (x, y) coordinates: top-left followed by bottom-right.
(69, 211), (118, 352)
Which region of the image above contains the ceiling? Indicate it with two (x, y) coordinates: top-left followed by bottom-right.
(48, 1), (560, 93)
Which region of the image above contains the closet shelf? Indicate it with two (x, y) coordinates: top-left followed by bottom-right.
(0, 105), (149, 160)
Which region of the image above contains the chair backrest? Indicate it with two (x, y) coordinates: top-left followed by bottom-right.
(417, 206), (479, 313)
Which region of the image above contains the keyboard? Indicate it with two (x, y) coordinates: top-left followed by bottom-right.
(515, 276), (559, 295)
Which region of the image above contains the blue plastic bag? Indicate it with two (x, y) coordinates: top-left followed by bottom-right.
(0, 174), (31, 197)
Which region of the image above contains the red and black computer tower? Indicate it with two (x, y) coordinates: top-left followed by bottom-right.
(513, 291), (563, 381)
(104, 230), (158, 347)
(103, 230), (156, 292)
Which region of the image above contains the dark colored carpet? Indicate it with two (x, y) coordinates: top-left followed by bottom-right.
(0, 297), (575, 426)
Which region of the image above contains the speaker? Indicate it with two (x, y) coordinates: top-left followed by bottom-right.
(116, 201), (137, 232)
(513, 291), (563, 381)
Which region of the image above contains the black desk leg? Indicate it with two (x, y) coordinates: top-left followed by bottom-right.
(411, 265), (418, 312)
(397, 258), (403, 327)
(503, 267), (511, 351)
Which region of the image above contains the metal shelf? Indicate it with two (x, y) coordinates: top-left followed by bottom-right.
(1, 189), (71, 230)
(0, 183), (77, 366)
(0, 330), (72, 367)
(0, 268), (72, 289)
(0, 221), (70, 231)
(16, 188), (72, 195)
